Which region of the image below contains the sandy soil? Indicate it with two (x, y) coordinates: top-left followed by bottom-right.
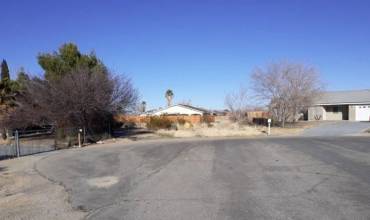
(0, 153), (85, 220)
(156, 120), (318, 138)
(157, 123), (260, 138)
(262, 121), (320, 136)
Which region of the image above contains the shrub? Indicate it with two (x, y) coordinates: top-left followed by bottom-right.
(201, 115), (214, 127)
(146, 116), (173, 130)
(177, 118), (187, 125)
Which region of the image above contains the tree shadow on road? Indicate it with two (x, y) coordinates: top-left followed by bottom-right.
(112, 127), (154, 140)
(0, 166), (8, 173)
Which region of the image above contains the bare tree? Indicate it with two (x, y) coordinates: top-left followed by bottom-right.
(225, 87), (249, 122)
(5, 66), (138, 133)
(251, 61), (323, 127)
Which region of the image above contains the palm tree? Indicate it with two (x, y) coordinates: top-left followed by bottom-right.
(165, 89), (174, 107)
(140, 101), (146, 112)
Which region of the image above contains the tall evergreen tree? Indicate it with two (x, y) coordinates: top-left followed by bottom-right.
(16, 67), (30, 89)
(1, 59), (10, 81)
(38, 43), (107, 81)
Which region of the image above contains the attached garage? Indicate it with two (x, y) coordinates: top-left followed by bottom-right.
(354, 105), (370, 121)
(308, 90), (370, 122)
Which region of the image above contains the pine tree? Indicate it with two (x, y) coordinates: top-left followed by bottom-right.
(1, 59), (10, 81)
(0, 59), (15, 106)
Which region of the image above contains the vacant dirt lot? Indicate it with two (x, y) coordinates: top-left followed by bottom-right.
(156, 120), (321, 138)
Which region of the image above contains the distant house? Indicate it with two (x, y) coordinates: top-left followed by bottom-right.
(153, 104), (210, 116)
(308, 90), (370, 121)
(139, 109), (158, 116)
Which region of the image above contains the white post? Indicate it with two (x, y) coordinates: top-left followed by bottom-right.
(15, 130), (20, 157)
(267, 119), (271, 136)
(78, 129), (82, 148)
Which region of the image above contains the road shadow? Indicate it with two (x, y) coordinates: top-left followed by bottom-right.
(112, 127), (154, 140)
(0, 166), (8, 173)
(0, 155), (14, 161)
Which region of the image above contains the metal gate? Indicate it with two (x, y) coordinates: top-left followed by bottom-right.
(0, 129), (57, 160)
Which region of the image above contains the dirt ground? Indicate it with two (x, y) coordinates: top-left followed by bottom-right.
(156, 120), (319, 138)
(0, 153), (85, 220)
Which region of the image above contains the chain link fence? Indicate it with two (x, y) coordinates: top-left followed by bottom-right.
(0, 128), (57, 160)
(0, 126), (114, 160)
(0, 140), (17, 160)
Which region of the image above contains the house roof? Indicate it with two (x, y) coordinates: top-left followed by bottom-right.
(176, 104), (210, 113)
(314, 89), (370, 105)
(154, 104), (210, 115)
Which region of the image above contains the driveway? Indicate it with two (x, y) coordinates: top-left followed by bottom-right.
(34, 137), (370, 220)
(302, 121), (370, 136)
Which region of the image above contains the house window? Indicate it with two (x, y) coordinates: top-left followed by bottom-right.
(333, 106), (339, 113)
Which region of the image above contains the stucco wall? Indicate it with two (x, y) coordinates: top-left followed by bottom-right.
(349, 105), (356, 121)
(308, 106), (325, 121)
(310, 104), (368, 121)
(324, 105), (349, 120)
(115, 115), (215, 124)
(325, 110), (343, 120)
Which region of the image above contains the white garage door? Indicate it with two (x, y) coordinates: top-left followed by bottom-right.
(355, 105), (370, 121)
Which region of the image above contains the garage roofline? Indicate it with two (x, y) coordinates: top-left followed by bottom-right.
(314, 103), (370, 106)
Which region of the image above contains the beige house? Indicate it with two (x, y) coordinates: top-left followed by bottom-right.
(308, 90), (370, 121)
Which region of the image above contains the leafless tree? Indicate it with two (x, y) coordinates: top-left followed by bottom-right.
(251, 61), (323, 127)
(225, 87), (249, 122)
(4, 66), (138, 133)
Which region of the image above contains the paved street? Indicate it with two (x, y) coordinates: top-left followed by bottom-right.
(302, 121), (370, 136)
(35, 137), (370, 220)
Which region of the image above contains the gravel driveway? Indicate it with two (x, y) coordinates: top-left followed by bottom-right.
(302, 121), (370, 136)
(29, 137), (370, 220)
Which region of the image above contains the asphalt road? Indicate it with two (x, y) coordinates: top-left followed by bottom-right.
(36, 137), (370, 220)
(302, 121), (370, 136)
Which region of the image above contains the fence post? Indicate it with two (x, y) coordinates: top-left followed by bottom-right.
(78, 129), (82, 148)
(108, 122), (112, 138)
(83, 127), (86, 144)
(15, 130), (20, 157)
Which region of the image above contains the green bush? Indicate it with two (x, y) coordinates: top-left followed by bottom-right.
(146, 116), (173, 130)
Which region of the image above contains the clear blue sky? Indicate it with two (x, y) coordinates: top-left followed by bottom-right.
(1, 0), (370, 109)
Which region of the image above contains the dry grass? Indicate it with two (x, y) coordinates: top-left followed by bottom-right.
(156, 120), (320, 138)
(260, 121), (321, 136)
(157, 120), (262, 138)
